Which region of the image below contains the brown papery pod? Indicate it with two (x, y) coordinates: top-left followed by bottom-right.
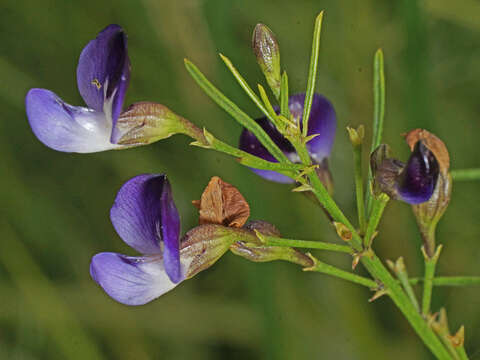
(193, 176), (250, 227)
(404, 129), (450, 174)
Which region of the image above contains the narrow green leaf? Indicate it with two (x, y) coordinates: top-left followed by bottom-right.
(280, 71), (290, 118)
(184, 58), (289, 163)
(366, 49), (386, 218)
(257, 84), (278, 121)
(302, 11), (324, 136)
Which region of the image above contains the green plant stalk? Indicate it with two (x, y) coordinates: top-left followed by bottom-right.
(364, 194), (389, 248)
(361, 255), (452, 360)
(184, 59), (289, 164)
(457, 346), (469, 360)
(258, 234), (352, 253)
(422, 246), (441, 316)
(304, 258), (377, 288)
(451, 168), (480, 181)
(392, 258), (420, 312)
(197, 130), (301, 177)
(409, 276), (480, 287)
(365, 49), (386, 219)
(291, 139), (452, 359)
(302, 12), (323, 137)
(280, 72), (290, 118)
(352, 143), (367, 232)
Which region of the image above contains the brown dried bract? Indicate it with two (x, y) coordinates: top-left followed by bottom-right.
(193, 176), (250, 228)
(403, 129), (450, 174)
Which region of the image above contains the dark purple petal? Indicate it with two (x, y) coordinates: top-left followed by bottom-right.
(25, 88), (119, 153)
(397, 141), (439, 204)
(239, 126), (294, 183)
(238, 93), (336, 182)
(76, 24), (130, 142)
(110, 174), (181, 267)
(159, 179), (182, 283)
(110, 174), (181, 283)
(90, 252), (182, 305)
(289, 93), (336, 162)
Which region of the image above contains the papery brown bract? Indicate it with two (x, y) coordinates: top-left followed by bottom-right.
(193, 176), (250, 228)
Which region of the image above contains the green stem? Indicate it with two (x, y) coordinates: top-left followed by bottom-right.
(451, 168), (480, 181)
(302, 12), (323, 136)
(457, 346), (469, 360)
(409, 276), (480, 287)
(361, 255), (452, 360)
(388, 257), (420, 312)
(364, 194), (389, 247)
(292, 138), (452, 359)
(257, 234), (352, 253)
(365, 49), (386, 219)
(198, 130), (300, 177)
(422, 246), (442, 316)
(304, 258), (377, 288)
(184, 59), (290, 164)
(352, 142), (367, 232)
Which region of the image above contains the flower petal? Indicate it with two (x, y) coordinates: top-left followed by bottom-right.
(159, 178), (182, 283)
(397, 141), (439, 204)
(25, 88), (120, 153)
(90, 253), (182, 305)
(76, 24), (130, 142)
(110, 174), (181, 269)
(238, 117), (295, 183)
(289, 93), (336, 162)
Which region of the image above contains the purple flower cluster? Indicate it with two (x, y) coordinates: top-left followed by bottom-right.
(24, 24), (444, 307)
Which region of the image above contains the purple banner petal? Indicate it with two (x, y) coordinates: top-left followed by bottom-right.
(76, 24), (130, 142)
(110, 174), (181, 258)
(239, 124), (294, 183)
(25, 88), (119, 153)
(159, 179), (182, 283)
(239, 93), (336, 182)
(397, 141), (439, 204)
(90, 252), (181, 305)
(290, 93), (336, 162)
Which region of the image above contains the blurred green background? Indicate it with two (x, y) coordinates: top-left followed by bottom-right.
(1, 0), (480, 359)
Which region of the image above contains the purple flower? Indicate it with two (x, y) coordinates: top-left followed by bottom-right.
(90, 174), (234, 305)
(397, 141), (439, 204)
(239, 93), (336, 183)
(371, 139), (440, 205)
(25, 24), (130, 153)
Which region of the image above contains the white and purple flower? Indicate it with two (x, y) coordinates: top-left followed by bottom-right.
(239, 93), (336, 183)
(25, 24), (130, 153)
(90, 174), (235, 305)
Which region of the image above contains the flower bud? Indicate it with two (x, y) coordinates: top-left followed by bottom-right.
(180, 224), (244, 279)
(116, 102), (205, 145)
(252, 24), (281, 98)
(346, 125), (365, 147)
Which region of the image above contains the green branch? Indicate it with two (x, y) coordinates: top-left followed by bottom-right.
(184, 59), (289, 164)
(451, 168), (480, 181)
